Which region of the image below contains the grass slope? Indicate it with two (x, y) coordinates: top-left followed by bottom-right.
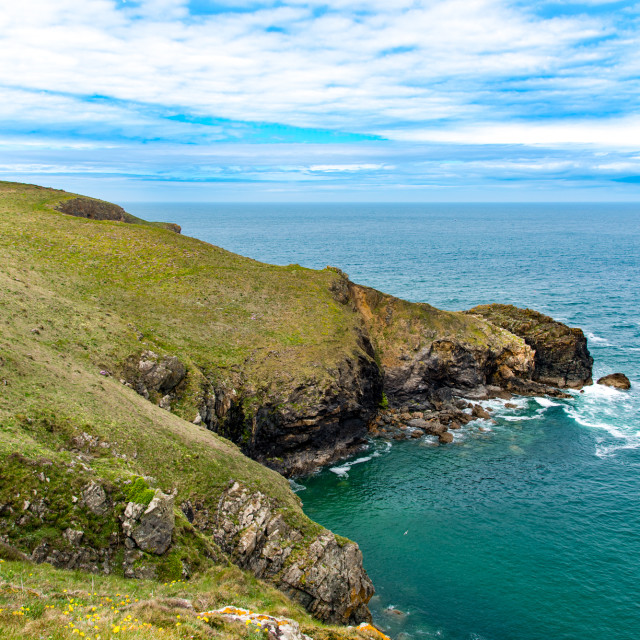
(0, 182), (372, 637)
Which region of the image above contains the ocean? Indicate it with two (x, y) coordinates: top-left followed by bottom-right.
(127, 202), (640, 640)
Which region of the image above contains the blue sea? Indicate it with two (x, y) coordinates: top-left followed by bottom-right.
(127, 202), (640, 640)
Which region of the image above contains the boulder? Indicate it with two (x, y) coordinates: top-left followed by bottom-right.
(130, 490), (175, 555)
(597, 373), (631, 390)
(438, 431), (454, 444)
(471, 404), (491, 420)
(81, 481), (109, 516)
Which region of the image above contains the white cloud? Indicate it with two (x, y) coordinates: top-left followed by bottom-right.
(380, 116), (640, 148)
(0, 0), (631, 135)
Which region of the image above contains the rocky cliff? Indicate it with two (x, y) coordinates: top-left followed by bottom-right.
(0, 181), (595, 629)
(467, 304), (593, 388)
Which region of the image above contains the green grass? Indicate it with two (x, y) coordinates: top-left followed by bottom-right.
(0, 557), (368, 640)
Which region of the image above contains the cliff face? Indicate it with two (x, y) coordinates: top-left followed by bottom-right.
(346, 282), (537, 404)
(467, 304), (593, 388)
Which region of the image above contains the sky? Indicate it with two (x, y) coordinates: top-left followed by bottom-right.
(1, 0), (640, 202)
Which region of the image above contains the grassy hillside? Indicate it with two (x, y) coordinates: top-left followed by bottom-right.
(0, 555), (368, 640)
(0, 181), (379, 634)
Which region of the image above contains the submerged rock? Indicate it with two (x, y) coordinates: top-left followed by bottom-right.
(597, 373), (631, 390)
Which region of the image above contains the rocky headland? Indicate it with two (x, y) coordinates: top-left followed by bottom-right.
(0, 181), (599, 632)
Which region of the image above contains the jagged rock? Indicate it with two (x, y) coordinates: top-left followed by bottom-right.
(31, 540), (112, 574)
(597, 373), (631, 389)
(138, 351), (186, 395)
(81, 481), (109, 516)
(208, 482), (373, 625)
(128, 490), (175, 555)
(243, 351), (383, 477)
(438, 431), (454, 444)
(468, 304), (593, 388)
(471, 404), (491, 420)
(126, 351), (186, 400)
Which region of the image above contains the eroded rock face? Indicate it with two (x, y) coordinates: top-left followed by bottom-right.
(247, 352), (383, 477)
(190, 482), (374, 625)
(468, 304), (593, 388)
(56, 197), (130, 222)
(597, 373), (631, 389)
(123, 490), (175, 555)
(127, 351), (187, 401)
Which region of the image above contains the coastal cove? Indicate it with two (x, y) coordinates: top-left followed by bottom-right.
(127, 201), (640, 640)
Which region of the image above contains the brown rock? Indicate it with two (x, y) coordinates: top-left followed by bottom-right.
(471, 404), (491, 420)
(438, 431), (454, 444)
(597, 373), (631, 390)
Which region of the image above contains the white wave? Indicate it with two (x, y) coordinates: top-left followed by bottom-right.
(328, 454), (374, 478)
(288, 479), (306, 492)
(563, 379), (640, 457)
(503, 415), (537, 421)
(586, 331), (611, 346)
(329, 465), (350, 477)
(535, 397), (560, 408)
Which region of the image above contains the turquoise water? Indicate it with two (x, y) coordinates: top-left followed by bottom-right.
(128, 202), (640, 640)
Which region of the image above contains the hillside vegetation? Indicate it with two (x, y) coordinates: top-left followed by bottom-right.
(0, 182), (593, 639)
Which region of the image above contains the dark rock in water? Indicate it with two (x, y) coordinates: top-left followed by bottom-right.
(597, 373), (631, 390)
(471, 404), (491, 420)
(438, 431), (454, 444)
(505, 402), (518, 409)
(467, 304), (593, 388)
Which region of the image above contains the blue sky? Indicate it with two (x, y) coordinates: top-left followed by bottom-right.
(1, 0), (639, 201)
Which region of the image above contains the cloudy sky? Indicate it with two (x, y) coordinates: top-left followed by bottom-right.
(1, 0), (639, 201)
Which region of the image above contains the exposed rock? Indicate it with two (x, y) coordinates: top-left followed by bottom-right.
(471, 404), (491, 420)
(221, 350), (383, 477)
(468, 304), (593, 388)
(63, 528), (84, 545)
(438, 432), (454, 444)
(55, 197), (181, 232)
(347, 283), (536, 406)
(126, 350), (186, 400)
(204, 482), (374, 625)
(129, 490), (175, 555)
(209, 606), (313, 640)
(31, 540), (112, 574)
(597, 373), (631, 390)
(81, 481), (109, 516)
(56, 197), (130, 222)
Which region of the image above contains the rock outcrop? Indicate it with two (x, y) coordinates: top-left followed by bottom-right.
(187, 482), (374, 625)
(125, 350), (187, 405)
(244, 350), (383, 476)
(55, 196), (181, 232)
(123, 490), (175, 555)
(467, 304), (593, 388)
(597, 373), (631, 389)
